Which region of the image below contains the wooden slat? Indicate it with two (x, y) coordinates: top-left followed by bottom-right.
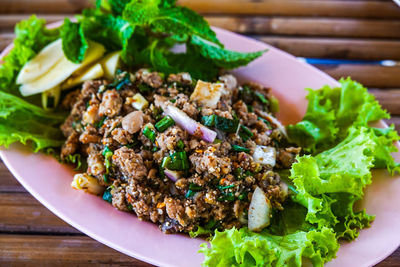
(316, 65), (400, 88)
(0, 0), (92, 14)
(0, 234), (152, 266)
(257, 36), (400, 60)
(179, 0), (400, 19)
(207, 16), (400, 39)
(2, 14), (400, 39)
(0, 193), (79, 234)
(0, 33), (14, 52)
(0, 163), (26, 193)
(370, 89), (400, 115)
(1, 0), (400, 19)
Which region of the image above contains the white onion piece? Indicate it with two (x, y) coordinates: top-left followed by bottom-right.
(164, 105), (217, 143)
(257, 110), (287, 138)
(253, 146), (276, 167)
(164, 169), (180, 182)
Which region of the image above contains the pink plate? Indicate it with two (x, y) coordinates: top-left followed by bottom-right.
(1, 27), (400, 267)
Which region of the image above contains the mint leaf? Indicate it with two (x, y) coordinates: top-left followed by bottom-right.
(80, 10), (134, 52)
(61, 18), (88, 63)
(190, 35), (266, 69)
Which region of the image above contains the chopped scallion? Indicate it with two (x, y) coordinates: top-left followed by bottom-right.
(189, 183), (202, 191)
(186, 189), (195, 198)
(239, 125), (253, 142)
(155, 116), (175, 132)
(176, 140), (185, 150)
(143, 126), (156, 142)
(218, 184), (235, 190)
(255, 91), (269, 105)
(167, 151), (189, 170)
(231, 144), (250, 153)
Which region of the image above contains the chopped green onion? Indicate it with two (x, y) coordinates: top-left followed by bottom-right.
(218, 184), (235, 190)
(155, 116), (175, 132)
(232, 144), (250, 153)
(152, 107), (163, 121)
(138, 83), (152, 92)
(103, 173), (109, 183)
(239, 125), (253, 142)
(238, 192), (248, 201)
(161, 157), (171, 168)
(217, 192), (235, 202)
(186, 189), (195, 198)
(102, 146), (112, 156)
(255, 91), (269, 105)
(167, 151), (189, 170)
(270, 95), (280, 113)
(95, 116), (106, 128)
(189, 183), (202, 191)
(258, 117), (272, 129)
(108, 72), (131, 90)
(102, 189), (112, 203)
(143, 126), (156, 142)
(233, 167), (243, 179)
(176, 140), (185, 150)
(201, 115), (216, 126)
(247, 105), (254, 113)
(169, 99), (176, 103)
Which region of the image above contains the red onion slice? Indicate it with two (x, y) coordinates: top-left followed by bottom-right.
(164, 105), (217, 143)
(164, 169), (180, 182)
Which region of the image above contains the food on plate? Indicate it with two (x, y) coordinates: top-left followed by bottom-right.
(0, 0), (399, 266)
(59, 69), (295, 233)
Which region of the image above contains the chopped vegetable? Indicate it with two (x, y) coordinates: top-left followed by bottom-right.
(248, 186), (271, 232)
(155, 115), (175, 132)
(239, 125), (253, 142)
(231, 144), (250, 153)
(189, 183), (202, 191)
(71, 173), (104, 195)
(255, 91), (269, 105)
(131, 93), (149, 110)
(164, 169), (180, 182)
(143, 125), (156, 143)
(176, 139), (185, 150)
(102, 146), (114, 173)
(202, 114), (239, 133)
(163, 105), (217, 143)
(252, 146), (276, 167)
(102, 189), (113, 203)
(167, 151), (189, 171)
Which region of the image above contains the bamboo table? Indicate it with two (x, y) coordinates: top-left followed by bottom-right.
(1, 0), (400, 266)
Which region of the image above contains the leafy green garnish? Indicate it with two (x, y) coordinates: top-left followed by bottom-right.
(201, 227), (338, 267)
(61, 18), (88, 63)
(0, 91), (66, 152)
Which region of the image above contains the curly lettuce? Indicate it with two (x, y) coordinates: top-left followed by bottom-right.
(200, 227), (338, 267)
(0, 91), (66, 152)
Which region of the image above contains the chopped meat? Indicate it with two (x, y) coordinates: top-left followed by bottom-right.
(112, 147), (147, 180)
(99, 89), (122, 117)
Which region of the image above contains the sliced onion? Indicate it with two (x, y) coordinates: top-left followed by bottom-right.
(164, 169), (180, 182)
(164, 105), (217, 143)
(256, 110), (287, 138)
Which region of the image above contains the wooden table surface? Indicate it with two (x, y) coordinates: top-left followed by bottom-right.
(1, 0), (400, 266)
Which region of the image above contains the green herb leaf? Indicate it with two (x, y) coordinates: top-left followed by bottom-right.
(190, 35), (266, 69)
(155, 115), (175, 132)
(61, 18), (88, 63)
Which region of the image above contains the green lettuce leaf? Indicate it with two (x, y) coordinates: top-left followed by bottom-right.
(290, 127), (377, 237)
(96, 0), (131, 15)
(61, 18), (88, 63)
(0, 91), (66, 152)
(0, 15), (60, 92)
(200, 227), (339, 267)
(287, 78), (391, 154)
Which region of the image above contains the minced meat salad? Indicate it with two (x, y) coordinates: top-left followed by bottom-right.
(61, 69), (301, 234)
